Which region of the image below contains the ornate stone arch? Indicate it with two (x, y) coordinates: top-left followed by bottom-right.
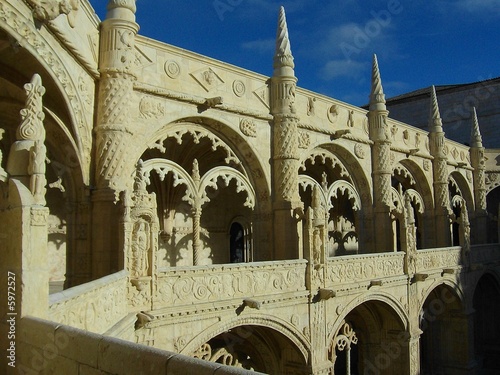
(140, 118), (270, 211)
(449, 170), (474, 211)
(0, 2), (93, 181)
(301, 143), (372, 209)
(327, 292), (409, 373)
(328, 291), (409, 343)
(396, 158), (434, 212)
(469, 269), (500, 305)
(181, 314), (310, 368)
(327, 180), (361, 212)
(200, 166), (256, 209)
(418, 279), (465, 314)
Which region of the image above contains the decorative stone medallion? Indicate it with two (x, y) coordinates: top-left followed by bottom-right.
(164, 60), (181, 79)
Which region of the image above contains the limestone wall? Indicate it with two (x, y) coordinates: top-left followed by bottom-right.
(15, 316), (259, 375)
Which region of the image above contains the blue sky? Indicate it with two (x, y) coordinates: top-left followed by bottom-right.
(90, 0), (500, 106)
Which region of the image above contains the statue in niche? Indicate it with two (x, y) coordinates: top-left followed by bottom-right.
(131, 219), (150, 278)
(460, 208), (471, 260)
(311, 186), (325, 267)
(28, 139), (47, 205)
(404, 195), (417, 275)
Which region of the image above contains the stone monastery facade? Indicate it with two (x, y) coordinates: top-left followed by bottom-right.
(1, 1), (500, 374)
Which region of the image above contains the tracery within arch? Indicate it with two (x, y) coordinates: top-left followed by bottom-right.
(299, 149), (361, 256)
(136, 121), (263, 267)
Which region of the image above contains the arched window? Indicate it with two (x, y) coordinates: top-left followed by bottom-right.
(230, 222), (245, 263)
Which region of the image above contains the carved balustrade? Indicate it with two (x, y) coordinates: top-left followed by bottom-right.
(154, 260), (307, 309)
(415, 247), (462, 273)
(49, 270), (129, 334)
(326, 252), (405, 286)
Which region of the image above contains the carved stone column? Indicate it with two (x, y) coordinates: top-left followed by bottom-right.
(122, 161), (159, 310)
(470, 107), (488, 244)
(192, 205), (202, 266)
(428, 86), (451, 247)
(271, 7), (302, 260)
(92, 0), (139, 278)
(2, 74), (50, 319)
(368, 55), (393, 252)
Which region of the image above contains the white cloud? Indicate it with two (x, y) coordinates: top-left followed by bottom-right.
(321, 59), (367, 80)
(241, 38), (275, 54)
(456, 0), (500, 14)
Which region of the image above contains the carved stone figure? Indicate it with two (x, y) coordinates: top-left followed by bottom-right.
(28, 139), (47, 205)
(28, 0), (79, 26)
(131, 220), (149, 278)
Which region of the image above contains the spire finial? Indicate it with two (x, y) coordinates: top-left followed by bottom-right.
(429, 86), (443, 131)
(369, 54), (386, 111)
(273, 6), (295, 75)
(470, 107), (483, 148)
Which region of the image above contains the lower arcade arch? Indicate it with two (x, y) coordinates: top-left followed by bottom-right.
(473, 272), (500, 370)
(184, 320), (309, 374)
(419, 283), (468, 374)
(329, 299), (408, 375)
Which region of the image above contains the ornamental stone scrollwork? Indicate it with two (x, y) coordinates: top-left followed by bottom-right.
(49, 272), (128, 334)
(156, 261), (306, 307)
(192, 343), (243, 368)
(18, 74), (46, 142)
(327, 252), (404, 284)
(27, 0), (79, 27)
(139, 96), (165, 120)
(239, 118), (257, 138)
(330, 321), (358, 370)
(232, 80), (246, 97)
(300, 151), (350, 179)
(0, 4), (92, 178)
(31, 207), (50, 226)
(354, 143), (366, 159)
(298, 131), (310, 149)
(164, 60), (181, 79)
(423, 159), (431, 172)
(415, 248), (461, 272)
(152, 126), (241, 167)
(253, 85), (270, 109)
(190, 67), (224, 92)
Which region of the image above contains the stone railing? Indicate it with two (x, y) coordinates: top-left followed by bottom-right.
(18, 317), (258, 375)
(49, 270), (129, 334)
(470, 243), (500, 266)
(154, 260), (307, 309)
(415, 247), (462, 273)
(326, 252), (405, 285)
